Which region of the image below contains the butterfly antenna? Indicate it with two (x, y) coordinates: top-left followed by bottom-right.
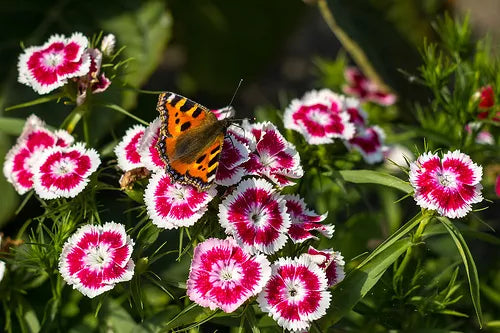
(228, 79), (243, 107)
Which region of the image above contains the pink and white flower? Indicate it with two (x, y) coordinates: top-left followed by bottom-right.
(284, 89), (355, 144)
(242, 122), (303, 187)
(212, 106), (235, 121)
(345, 126), (386, 164)
(100, 34), (116, 56)
(3, 115), (74, 194)
(76, 48), (111, 105)
(144, 171), (217, 229)
(409, 150), (483, 219)
(257, 256), (331, 332)
(114, 125), (146, 171)
(284, 194), (333, 243)
(343, 67), (397, 106)
(215, 133), (251, 186)
(345, 97), (368, 127)
(137, 118), (165, 172)
(304, 247), (345, 287)
(219, 178), (290, 254)
(187, 237), (271, 313)
(18, 32), (91, 94)
(32, 143), (101, 199)
(59, 222), (134, 298)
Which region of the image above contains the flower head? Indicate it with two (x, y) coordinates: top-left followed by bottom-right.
(32, 143), (101, 199)
(59, 222), (135, 298)
(114, 125), (146, 171)
(219, 178), (290, 254)
(343, 67), (397, 106)
(18, 32), (91, 94)
(284, 194), (333, 243)
(477, 85), (495, 109)
(257, 256), (331, 332)
(304, 247), (345, 286)
(242, 122), (303, 187)
(76, 48), (111, 105)
(3, 115), (74, 194)
(284, 89), (355, 144)
(144, 171), (217, 229)
(137, 118), (166, 172)
(345, 126), (386, 164)
(409, 150), (483, 219)
(187, 237), (271, 313)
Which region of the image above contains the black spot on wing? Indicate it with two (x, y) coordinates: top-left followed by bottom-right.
(210, 145), (220, 155)
(180, 122), (191, 132)
(180, 99), (195, 112)
(207, 168), (217, 179)
(196, 154), (206, 164)
(175, 118), (180, 124)
(192, 107), (202, 118)
(208, 152), (220, 168)
(169, 94), (182, 106)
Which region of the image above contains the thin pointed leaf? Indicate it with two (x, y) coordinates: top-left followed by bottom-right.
(437, 217), (483, 327)
(338, 170), (413, 193)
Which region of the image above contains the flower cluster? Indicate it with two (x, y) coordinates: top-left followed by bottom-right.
(3, 115), (100, 199)
(17, 32), (114, 100)
(284, 88), (387, 164)
(113, 112), (342, 330)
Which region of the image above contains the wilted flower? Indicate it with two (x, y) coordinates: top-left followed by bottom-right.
(187, 237), (271, 313)
(219, 178), (290, 254)
(76, 48), (111, 105)
(257, 256), (331, 332)
(18, 32), (90, 94)
(144, 171), (217, 229)
(59, 222), (135, 298)
(409, 150), (483, 219)
(100, 34), (116, 56)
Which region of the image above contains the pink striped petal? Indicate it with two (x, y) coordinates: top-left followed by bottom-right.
(304, 247), (345, 287)
(59, 222), (135, 298)
(137, 118), (165, 172)
(345, 126), (386, 164)
(219, 178), (290, 254)
(343, 67), (397, 106)
(215, 133), (250, 186)
(187, 237), (271, 313)
(114, 125), (146, 171)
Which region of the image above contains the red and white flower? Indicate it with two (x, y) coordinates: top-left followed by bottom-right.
(3, 115), (74, 194)
(304, 247), (345, 287)
(284, 194), (333, 243)
(187, 237), (271, 313)
(32, 143), (101, 199)
(76, 48), (111, 105)
(137, 118), (166, 172)
(343, 67), (397, 106)
(345, 126), (386, 164)
(242, 122), (303, 187)
(114, 125), (146, 171)
(212, 106), (235, 121)
(284, 89), (355, 144)
(59, 222), (134, 298)
(257, 256), (331, 332)
(18, 32), (91, 94)
(409, 150), (483, 219)
(345, 97), (368, 127)
(144, 171), (217, 229)
(219, 178), (290, 254)
(215, 133), (251, 186)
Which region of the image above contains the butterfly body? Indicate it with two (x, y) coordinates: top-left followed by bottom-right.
(156, 92), (230, 191)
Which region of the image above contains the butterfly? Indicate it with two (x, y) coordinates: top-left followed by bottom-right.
(155, 92), (232, 192)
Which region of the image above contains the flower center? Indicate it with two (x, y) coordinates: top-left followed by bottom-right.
(437, 170), (456, 188)
(43, 52), (63, 68)
(247, 204), (268, 228)
(210, 259), (242, 289)
(284, 279), (304, 301)
(167, 186), (188, 203)
(52, 157), (76, 176)
(86, 244), (112, 269)
(259, 151), (275, 167)
(308, 109), (330, 125)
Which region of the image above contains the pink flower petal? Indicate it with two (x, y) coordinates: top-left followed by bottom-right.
(218, 178), (290, 254)
(144, 171), (217, 229)
(215, 133), (251, 186)
(59, 222), (135, 298)
(343, 67), (397, 106)
(257, 256), (331, 332)
(478, 85), (495, 109)
(211, 106), (235, 120)
(114, 125), (146, 171)
(305, 247), (345, 287)
(496, 175), (500, 198)
(187, 237), (271, 313)
(137, 118), (165, 172)
(345, 125), (386, 164)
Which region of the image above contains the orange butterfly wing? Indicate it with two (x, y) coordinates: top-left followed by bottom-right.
(156, 92), (226, 191)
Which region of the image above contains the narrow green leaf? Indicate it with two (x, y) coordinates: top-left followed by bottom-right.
(102, 104), (149, 126)
(5, 93), (63, 111)
(437, 217), (483, 327)
(338, 170), (413, 194)
(319, 238), (413, 328)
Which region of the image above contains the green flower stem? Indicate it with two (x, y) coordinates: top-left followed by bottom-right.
(61, 104), (88, 134)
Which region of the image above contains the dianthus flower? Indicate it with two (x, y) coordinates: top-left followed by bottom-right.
(284, 89), (355, 144)
(32, 142), (101, 199)
(345, 125), (386, 164)
(257, 256), (331, 332)
(219, 178), (290, 254)
(144, 171), (217, 229)
(59, 222), (135, 298)
(343, 67), (397, 106)
(409, 150), (483, 219)
(215, 131), (251, 186)
(114, 125), (146, 171)
(304, 247), (345, 287)
(3, 115), (74, 194)
(187, 237), (271, 313)
(137, 118), (166, 172)
(18, 32), (91, 94)
(76, 48), (111, 105)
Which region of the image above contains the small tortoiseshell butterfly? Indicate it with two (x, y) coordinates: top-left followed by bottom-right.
(155, 92), (231, 192)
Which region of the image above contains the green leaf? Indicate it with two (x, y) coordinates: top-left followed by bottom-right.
(162, 303), (218, 331)
(319, 238), (413, 328)
(5, 93), (63, 112)
(0, 117), (27, 135)
(437, 217), (483, 327)
(338, 170), (413, 194)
